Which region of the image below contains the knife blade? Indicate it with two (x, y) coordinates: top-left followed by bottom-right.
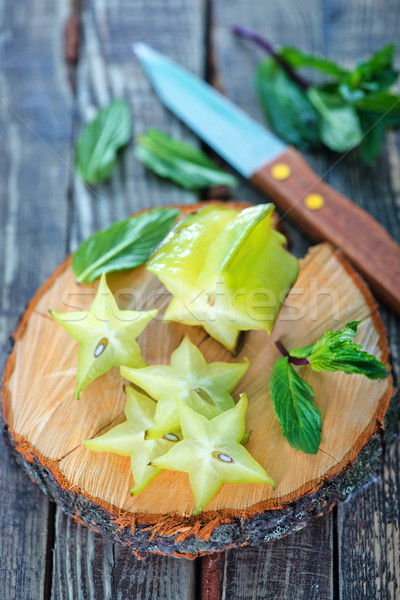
(133, 43), (400, 316)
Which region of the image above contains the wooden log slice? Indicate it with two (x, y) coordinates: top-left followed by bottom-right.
(1, 202), (393, 558)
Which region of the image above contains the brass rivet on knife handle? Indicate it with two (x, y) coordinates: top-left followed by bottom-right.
(305, 193), (325, 211)
(271, 163), (291, 181)
(251, 146), (400, 317)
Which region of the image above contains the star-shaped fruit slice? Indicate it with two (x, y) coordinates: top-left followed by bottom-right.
(49, 272), (158, 398)
(83, 386), (181, 494)
(147, 203), (299, 351)
(120, 335), (248, 439)
(152, 394), (276, 514)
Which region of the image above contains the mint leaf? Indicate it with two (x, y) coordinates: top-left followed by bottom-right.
(307, 88), (363, 152)
(353, 44), (397, 93)
(289, 344), (314, 359)
(269, 357), (321, 454)
(135, 129), (238, 190)
(359, 113), (386, 164)
(76, 99), (132, 185)
(255, 58), (320, 151)
(356, 92), (400, 121)
(72, 207), (179, 283)
(278, 46), (349, 79)
(305, 322), (389, 379)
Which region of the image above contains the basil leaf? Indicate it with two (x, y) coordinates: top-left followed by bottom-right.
(278, 46), (349, 79)
(307, 88), (363, 152)
(72, 207), (179, 283)
(255, 59), (320, 151)
(307, 322), (389, 379)
(270, 357), (321, 454)
(76, 99), (132, 185)
(135, 129), (238, 190)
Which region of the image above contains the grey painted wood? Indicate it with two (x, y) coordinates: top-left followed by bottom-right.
(324, 0), (400, 598)
(50, 0), (203, 595)
(69, 0), (205, 252)
(0, 0), (72, 598)
(211, 0), (334, 597)
(51, 510), (195, 600)
(221, 518), (333, 600)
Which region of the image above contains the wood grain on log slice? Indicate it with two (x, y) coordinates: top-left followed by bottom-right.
(1, 203), (393, 558)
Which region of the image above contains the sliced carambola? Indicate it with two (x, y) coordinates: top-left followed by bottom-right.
(83, 387), (180, 495)
(120, 335), (248, 439)
(147, 203), (299, 351)
(152, 394), (276, 515)
(49, 272), (157, 398)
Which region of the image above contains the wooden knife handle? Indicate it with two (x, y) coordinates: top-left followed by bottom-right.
(251, 146), (400, 316)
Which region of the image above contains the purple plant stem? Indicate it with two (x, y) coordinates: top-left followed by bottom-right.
(232, 25), (309, 91)
(275, 340), (309, 365)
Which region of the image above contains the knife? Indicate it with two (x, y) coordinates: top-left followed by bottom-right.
(133, 42), (400, 316)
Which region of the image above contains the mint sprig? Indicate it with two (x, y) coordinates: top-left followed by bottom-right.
(233, 27), (400, 163)
(269, 321), (389, 454)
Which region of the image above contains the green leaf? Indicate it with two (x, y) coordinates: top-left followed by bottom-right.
(307, 87), (363, 152)
(356, 92), (400, 121)
(270, 357), (321, 454)
(72, 207), (179, 283)
(289, 344), (314, 359)
(359, 113), (386, 164)
(306, 321), (389, 379)
(278, 46), (349, 79)
(76, 99), (132, 185)
(135, 129), (238, 190)
(354, 44), (397, 93)
(255, 58), (320, 151)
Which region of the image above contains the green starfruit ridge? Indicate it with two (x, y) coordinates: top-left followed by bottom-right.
(147, 204), (299, 351)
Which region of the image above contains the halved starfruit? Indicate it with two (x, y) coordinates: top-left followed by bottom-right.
(152, 394), (276, 514)
(50, 272), (158, 398)
(120, 335), (248, 439)
(84, 386), (181, 494)
(147, 203), (299, 351)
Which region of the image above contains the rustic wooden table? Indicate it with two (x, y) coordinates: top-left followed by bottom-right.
(1, 0), (399, 598)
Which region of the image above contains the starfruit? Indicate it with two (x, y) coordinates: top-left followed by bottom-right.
(147, 203), (299, 351)
(152, 394), (276, 514)
(121, 335), (248, 439)
(49, 272), (157, 398)
(84, 386), (180, 494)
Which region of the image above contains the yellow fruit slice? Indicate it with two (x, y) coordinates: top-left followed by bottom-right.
(83, 387), (180, 495)
(147, 204), (299, 351)
(152, 394), (276, 514)
(121, 335), (248, 439)
(49, 272), (157, 398)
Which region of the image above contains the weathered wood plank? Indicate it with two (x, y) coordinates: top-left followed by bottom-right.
(337, 441), (400, 600)
(69, 0), (205, 251)
(51, 511), (195, 600)
(0, 0), (72, 597)
(325, 0), (400, 598)
(51, 0), (204, 595)
(221, 518), (333, 600)
(210, 0), (334, 597)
